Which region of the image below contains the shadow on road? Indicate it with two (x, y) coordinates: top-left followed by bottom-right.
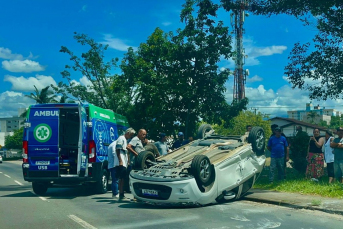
(0, 185), (31, 192)
(116, 201), (201, 209)
(1, 190), (36, 198)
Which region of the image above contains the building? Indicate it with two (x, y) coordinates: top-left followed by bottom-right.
(287, 102), (342, 125)
(270, 117), (327, 137)
(0, 108), (26, 147)
(0, 117), (24, 132)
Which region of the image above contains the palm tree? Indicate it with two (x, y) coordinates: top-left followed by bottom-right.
(54, 94), (75, 103)
(307, 111), (320, 124)
(25, 85), (57, 104)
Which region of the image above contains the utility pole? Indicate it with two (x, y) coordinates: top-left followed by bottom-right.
(231, 0), (249, 102)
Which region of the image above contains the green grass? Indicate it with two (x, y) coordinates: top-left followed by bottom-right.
(254, 168), (343, 199)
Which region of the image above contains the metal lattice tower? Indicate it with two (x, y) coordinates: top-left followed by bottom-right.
(231, 0), (249, 102)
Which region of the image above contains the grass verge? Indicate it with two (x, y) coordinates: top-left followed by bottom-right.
(254, 167), (343, 199)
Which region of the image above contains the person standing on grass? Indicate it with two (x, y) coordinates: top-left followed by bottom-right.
(330, 127), (343, 183)
(323, 130), (335, 183)
(267, 127), (289, 183)
(270, 124), (289, 179)
(306, 128), (325, 182)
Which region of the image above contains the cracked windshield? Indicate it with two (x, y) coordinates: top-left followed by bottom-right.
(1, 1), (343, 229)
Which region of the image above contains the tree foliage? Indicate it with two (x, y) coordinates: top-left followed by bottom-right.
(55, 32), (119, 108)
(25, 85), (57, 104)
(117, 0), (247, 139)
(5, 128), (24, 150)
(55, 0), (247, 140)
(237, 0), (343, 100)
(213, 111), (271, 137)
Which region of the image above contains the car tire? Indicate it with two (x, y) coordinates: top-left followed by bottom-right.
(197, 124), (213, 139)
(32, 182), (48, 196)
(248, 126), (265, 156)
(95, 169), (108, 194)
(190, 155), (215, 187)
(135, 151), (156, 170)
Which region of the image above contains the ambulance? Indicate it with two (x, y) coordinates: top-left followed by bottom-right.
(22, 103), (129, 195)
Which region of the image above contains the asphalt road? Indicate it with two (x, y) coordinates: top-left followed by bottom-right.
(1, 160), (343, 229)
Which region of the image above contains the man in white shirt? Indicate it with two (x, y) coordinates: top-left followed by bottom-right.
(127, 129), (147, 168)
(108, 127), (136, 199)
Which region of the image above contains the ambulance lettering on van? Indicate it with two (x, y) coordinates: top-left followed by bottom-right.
(34, 111), (59, 116)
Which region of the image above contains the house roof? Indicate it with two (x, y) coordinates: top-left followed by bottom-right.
(270, 117), (327, 131)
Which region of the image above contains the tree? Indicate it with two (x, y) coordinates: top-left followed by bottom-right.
(54, 94), (75, 103)
(233, 0), (343, 100)
(5, 128), (24, 150)
(25, 85), (57, 104)
(213, 110), (271, 137)
(55, 32), (119, 108)
(118, 0), (247, 139)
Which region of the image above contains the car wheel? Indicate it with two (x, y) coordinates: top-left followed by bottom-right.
(248, 127), (265, 156)
(197, 124), (213, 139)
(32, 182), (48, 196)
(95, 169), (108, 194)
(191, 155), (215, 187)
(135, 151), (156, 170)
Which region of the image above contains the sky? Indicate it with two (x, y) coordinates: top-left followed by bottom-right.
(0, 0), (341, 118)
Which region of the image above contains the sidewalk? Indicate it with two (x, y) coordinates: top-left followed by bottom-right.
(244, 188), (343, 215)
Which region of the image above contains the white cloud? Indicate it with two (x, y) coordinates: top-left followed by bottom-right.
(0, 91), (34, 118)
(4, 75), (57, 92)
(101, 34), (137, 51)
(246, 75), (263, 83)
(0, 47), (24, 60)
(220, 39), (288, 68)
(162, 22), (172, 26)
(71, 76), (92, 87)
(249, 45), (287, 58)
(2, 59), (45, 73)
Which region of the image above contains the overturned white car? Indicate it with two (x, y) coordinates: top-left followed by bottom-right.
(129, 124), (266, 206)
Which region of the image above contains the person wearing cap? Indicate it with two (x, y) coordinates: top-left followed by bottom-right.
(267, 127), (289, 183)
(306, 128), (325, 181)
(172, 132), (185, 150)
(323, 130), (335, 183)
(154, 133), (170, 156)
(270, 124), (289, 178)
(330, 127), (343, 183)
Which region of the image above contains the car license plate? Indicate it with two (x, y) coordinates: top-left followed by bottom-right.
(35, 161), (50, 165)
(142, 189), (158, 196)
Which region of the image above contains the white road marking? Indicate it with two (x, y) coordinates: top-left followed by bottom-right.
(4, 174), (11, 178)
(14, 180), (23, 186)
(39, 196), (48, 201)
(68, 215), (97, 229)
(106, 215), (200, 229)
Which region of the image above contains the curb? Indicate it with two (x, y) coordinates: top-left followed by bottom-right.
(243, 196), (343, 216)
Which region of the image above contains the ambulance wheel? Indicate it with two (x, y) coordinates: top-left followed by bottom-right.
(95, 169), (108, 194)
(32, 182), (48, 196)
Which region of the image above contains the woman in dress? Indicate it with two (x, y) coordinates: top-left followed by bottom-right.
(306, 128), (325, 181)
